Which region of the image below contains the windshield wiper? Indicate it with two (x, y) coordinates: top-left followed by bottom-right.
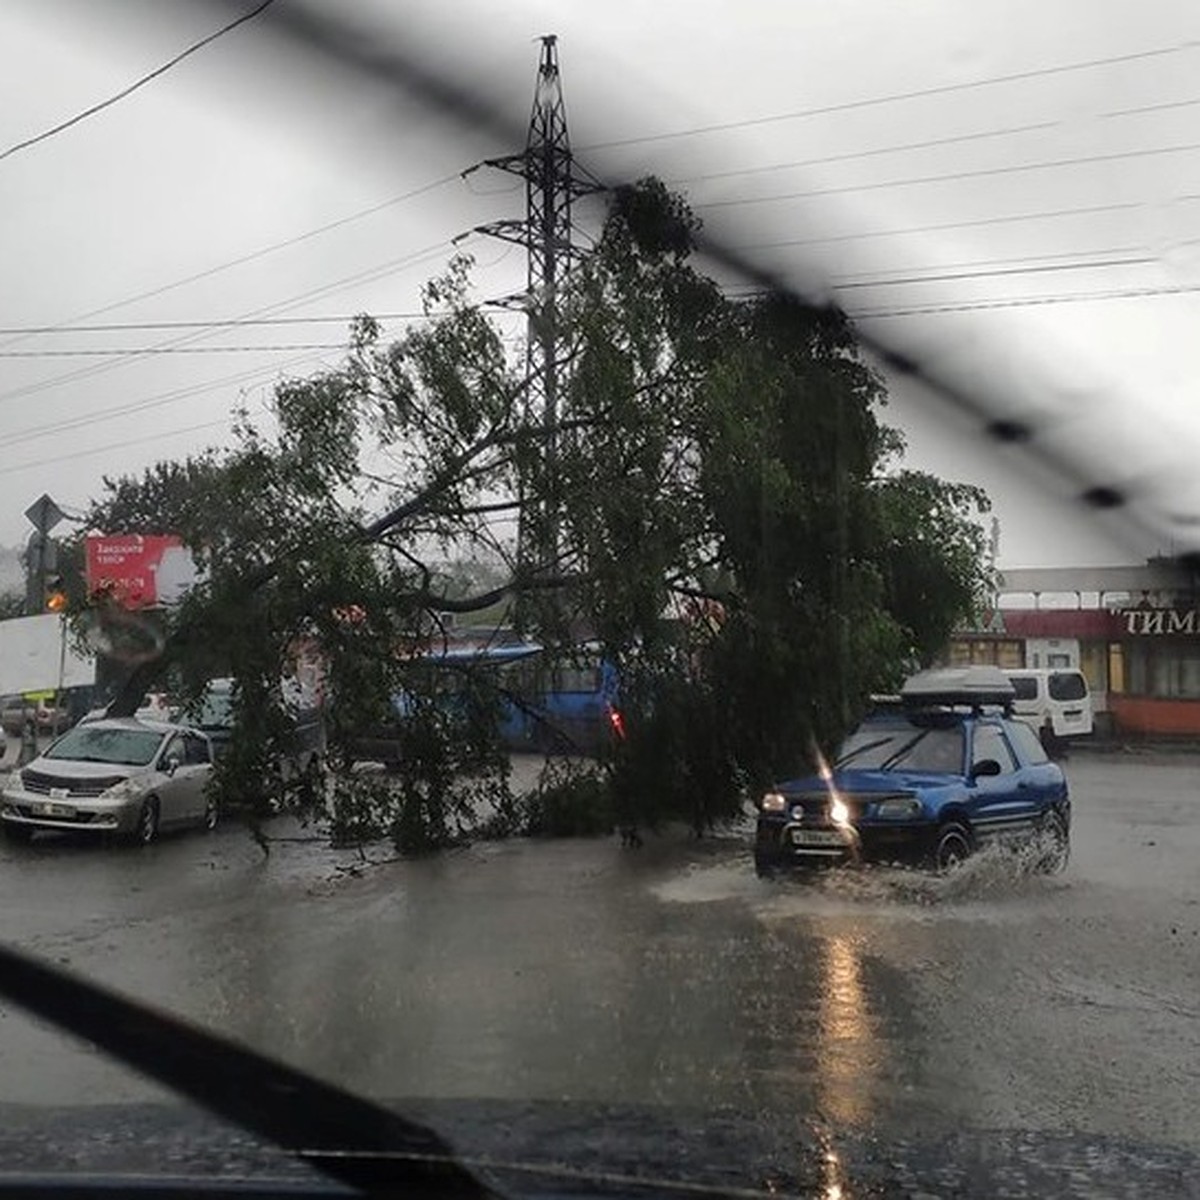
(0, 942), (499, 1199)
(833, 736), (894, 767)
(877, 731), (929, 771)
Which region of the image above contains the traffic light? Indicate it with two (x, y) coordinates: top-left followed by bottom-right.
(44, 574), (67, 613)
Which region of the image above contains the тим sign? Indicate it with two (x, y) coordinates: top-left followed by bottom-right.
(1120, 608), (1200, 635)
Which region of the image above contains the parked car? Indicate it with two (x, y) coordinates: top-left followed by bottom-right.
(181, 678), (325, 799)
(0, 718), (216, 845)
(754, 666), (1071, 876)
(1005, 668), (1094, 752)
(0, 695), (70, 737)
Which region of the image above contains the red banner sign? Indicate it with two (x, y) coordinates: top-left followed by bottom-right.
(86, 534), (197, 609)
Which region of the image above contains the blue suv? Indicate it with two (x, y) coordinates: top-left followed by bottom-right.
(754, 667), (1070, 875)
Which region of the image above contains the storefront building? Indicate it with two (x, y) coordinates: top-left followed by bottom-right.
(945, 561), (1200, 738)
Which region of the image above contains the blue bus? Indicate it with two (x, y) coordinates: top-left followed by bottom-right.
(371, 641), (623, 759)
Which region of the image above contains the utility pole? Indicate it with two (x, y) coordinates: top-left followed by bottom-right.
(467, 35), (602, 571)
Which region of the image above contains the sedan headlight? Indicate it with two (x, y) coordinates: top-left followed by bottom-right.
(101, 778), (141, 799)
(760, 791), (787, 813)
(875, 797), (923, 820)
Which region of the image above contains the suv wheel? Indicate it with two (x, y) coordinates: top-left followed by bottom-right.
(934, 821), (972, 872)
(754, 852), (779, 880)
(1033, 810), (1069, 874)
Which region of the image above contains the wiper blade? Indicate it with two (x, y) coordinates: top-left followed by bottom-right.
(878, 731), (928, 770)
(833, 736), (892, 767)
(0, 943), (500, 1199)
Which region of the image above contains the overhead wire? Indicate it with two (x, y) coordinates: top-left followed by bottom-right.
(0, 0), (277, 164)
(0, 343), (349, 358)
(0, 244), (527, 450)
(831, 253), (1156, 289)
(736, 201), (1146, 252)
(0, 173), (463, 354)
(0, 236), (466, 405)
(851, 279), (1200, 317)
(0, 418), (238, 480)
(695, 139), (1200, 209)
(0, 313), (432, 336)
(670, 119), (1059, 186)
(4, 352), (327, 451)
(577, 40), (1200, 152)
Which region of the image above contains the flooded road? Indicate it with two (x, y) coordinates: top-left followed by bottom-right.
(1, 751), (1199, 1195)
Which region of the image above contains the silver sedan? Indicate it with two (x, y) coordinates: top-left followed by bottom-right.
(1, 718), (216, 845)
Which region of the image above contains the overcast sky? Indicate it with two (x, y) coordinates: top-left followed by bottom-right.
(2, 0), (1199, 567)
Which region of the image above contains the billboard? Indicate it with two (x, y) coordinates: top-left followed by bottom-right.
(85, 534), (202, 609)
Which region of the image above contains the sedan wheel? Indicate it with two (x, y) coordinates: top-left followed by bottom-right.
(2, 823), (33, 845)
(133, 798), (159, 846)
(934, 821), (972, 872)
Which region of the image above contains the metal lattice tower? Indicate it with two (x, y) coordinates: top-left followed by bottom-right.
(471, 35), (602, 566)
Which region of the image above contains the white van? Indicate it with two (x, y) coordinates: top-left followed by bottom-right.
(1005, 669), (1094, 744)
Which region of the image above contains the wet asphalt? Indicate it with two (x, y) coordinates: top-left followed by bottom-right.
(0, 750), (1198, 1197)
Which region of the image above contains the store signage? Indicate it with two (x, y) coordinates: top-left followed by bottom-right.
(1120, 608), (1200, 635)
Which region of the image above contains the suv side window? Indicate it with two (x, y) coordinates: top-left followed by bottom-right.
(971, 723), (1017, 774)
(1008, 719), (1051, 766)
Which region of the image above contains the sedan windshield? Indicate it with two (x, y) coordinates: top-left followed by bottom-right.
(836, 725), (965, 773)
(43, 726), (163, 767)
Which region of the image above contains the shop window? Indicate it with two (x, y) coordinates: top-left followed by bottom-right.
(1107, 643), (1125, 694)
(996, 641), (1023, 669)
(1081, 643), (1107, 693)
(948, 641), (971, 666)
(1121, 644), (1200, 698)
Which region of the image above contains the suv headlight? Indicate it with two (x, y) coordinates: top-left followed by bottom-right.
(875, 797), (923, 819)
(760, 791), (787, 813)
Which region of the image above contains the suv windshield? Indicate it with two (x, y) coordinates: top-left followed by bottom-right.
(43, 726), (163, 767)
(836, 724), (965, 773)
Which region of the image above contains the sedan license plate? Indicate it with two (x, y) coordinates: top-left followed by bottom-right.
(37, 802), (75, 818)
(789, 828), (844, 848)
(48, 787), (71, 800)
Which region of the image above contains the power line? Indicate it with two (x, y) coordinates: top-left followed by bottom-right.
(696, 139), (1200, 209)
(0, 313), (431, 336)
(737, 201), (1146, 252)
(0, 237), (463, 406)
(672, 119), (1058, 186)
(5, 353), (325, 452)
(0, 0), (277, 165)
(0, 173), (462, 354)
(577, 40), (1200, 152)
(833, 253), (1155, 290)
(0, 418), (237, 481)
(851, 280), (1200, 318)
(0, 343), (348, 358)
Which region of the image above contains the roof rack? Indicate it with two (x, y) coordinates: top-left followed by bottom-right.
(900, 666), (1015, 711)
